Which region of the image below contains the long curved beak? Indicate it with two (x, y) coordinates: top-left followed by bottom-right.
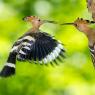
(43, 20), (75, 25)
(60, 23), (74, 25)
(43, 20), (59, 24)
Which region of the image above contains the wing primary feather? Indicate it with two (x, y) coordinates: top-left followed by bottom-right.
(50, 62), (55, 67)
(29, 43), (35, 61)
(37, 42), (43, 62)
(57, 56), (63, 63)
(39, 40), (49, 64)
(89, 45), (95, 67)
(35, 42), (39, 63)
(39, 42), (49, 64)
(43, 39), (58, 63)
(53, 59), (58, 65)
(59, 49), (65, 58)
(43, 42), (54, 64)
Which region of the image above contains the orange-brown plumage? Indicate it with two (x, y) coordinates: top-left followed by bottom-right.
(62, 18), (95, 66)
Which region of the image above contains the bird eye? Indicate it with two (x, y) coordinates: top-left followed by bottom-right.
(38, 19), (41, 21)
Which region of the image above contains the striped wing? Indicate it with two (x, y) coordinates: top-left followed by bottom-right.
(16, 32), (65, 64)
(89, 45), (95, 67)
(87, 0), (95, 21)
(0, 32), (65, 77)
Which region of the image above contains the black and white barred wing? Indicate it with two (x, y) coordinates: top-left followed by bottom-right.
(27, 32), (65, 64)
(89, 45), (95, 67)
(0, 32), (65, 77)
(86, 0), (95, 21)
(0, 35), (36, 77)
(16, 32), (65, 64)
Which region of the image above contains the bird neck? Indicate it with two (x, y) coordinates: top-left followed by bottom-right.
(26, 27), (40, 34)
(82, 27), (95, 46)
(83, 28), (91, 34)
(81, 26), (92, 37)
(31, 26), (40, 33)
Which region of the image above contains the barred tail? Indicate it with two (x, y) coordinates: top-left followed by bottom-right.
(0, 52), (17, 77)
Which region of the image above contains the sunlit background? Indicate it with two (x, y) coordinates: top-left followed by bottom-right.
(0, 0), (95, 95)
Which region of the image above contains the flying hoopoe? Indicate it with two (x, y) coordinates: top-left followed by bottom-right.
(0, 16), (65, 77)
(61, 18), (95, 67)
(86, 0), (95, 21)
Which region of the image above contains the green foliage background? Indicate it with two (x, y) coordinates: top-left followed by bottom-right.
(0, 0), (95, 95)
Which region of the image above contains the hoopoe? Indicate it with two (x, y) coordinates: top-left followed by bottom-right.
(0, 16), (65, 77)
(61, 18), (95, 67)
(87, 0), (95, 21)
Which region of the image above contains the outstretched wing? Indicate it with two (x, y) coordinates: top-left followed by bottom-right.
(89, 45), (95, 67)
(87, 0), (95, 21)
(17, 32), (65, 65)
(28, 32), (65, 64)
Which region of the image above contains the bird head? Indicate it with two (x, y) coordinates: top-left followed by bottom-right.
(23, 16), (58, 28)
(23, 16), (44, 28)
(73, 18), (91, 32)
(61, 18), (95, 32)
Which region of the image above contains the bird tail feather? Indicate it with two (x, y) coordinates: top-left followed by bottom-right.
(0, 52), (17, 77)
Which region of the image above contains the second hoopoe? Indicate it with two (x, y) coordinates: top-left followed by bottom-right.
(61, 18), (95, 67)
(0, 16), (65, 77)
